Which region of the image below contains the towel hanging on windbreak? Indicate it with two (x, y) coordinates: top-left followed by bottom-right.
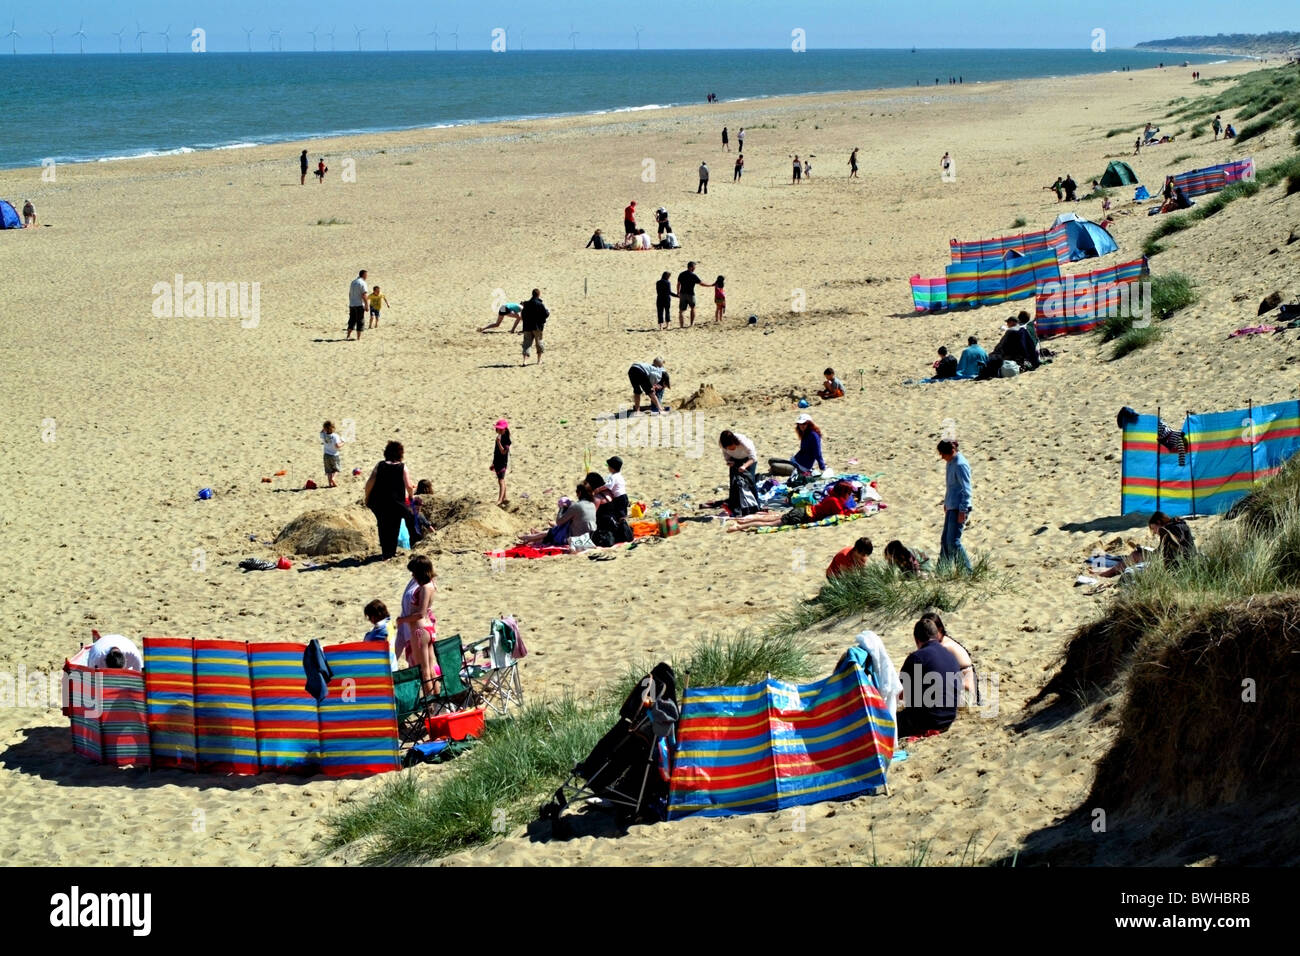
(303, 638), (334, 703)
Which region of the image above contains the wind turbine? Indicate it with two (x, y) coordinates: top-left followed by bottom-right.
(383, 27), (391, 52)
(158, 24), (171, 53)
(569, 24), (579, 50)
(450, 25), (458, 50)
(634, 26), (643, 50)
(44, 27), (56, 53)
(135, 21), (146, 52)
(308, 26), (318, 52)
(354, 25), (365, 51)
(113, 27), (126, 53)
(74, 20), (87, 53)
(242, 26), (253, 52)
(269, 27), (282, 52)
(326, 26), (335, 51)
(428, 23), (438, 50)
(5, 20), (18, 55)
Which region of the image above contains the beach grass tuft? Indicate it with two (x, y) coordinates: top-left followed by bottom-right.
(1110, 324), (1163, 359)
(1011, 216), (1027, 228)
(1149, 272), (1197, 320)
(314, 217), (350, 226)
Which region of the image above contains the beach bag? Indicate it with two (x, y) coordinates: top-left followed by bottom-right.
(998, 360), (1020, 378)
(397, 520), (411, 550)
(591, 529), (616, 548)
(615, 518), (635, 543)
(729, 469), (760, 517)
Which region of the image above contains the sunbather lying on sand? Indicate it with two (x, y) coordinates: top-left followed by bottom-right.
(725, 480), (857, 531)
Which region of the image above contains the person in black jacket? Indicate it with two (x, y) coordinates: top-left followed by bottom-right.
(520, 289), (549, 365)
(655, 271), (677, 329)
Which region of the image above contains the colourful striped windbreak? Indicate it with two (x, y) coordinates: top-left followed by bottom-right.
(193, 639), (259, 775)
(249, 642), (323, 772)
(949, 224), (1070, 264)
(319, 642), (400, 777)
(1035, 256), (1149, 337)
(144, 636), (197, 769)
(1121, 400), (1300, 516)
(909, 275), (948, 311)
(944, 248), (1060, 308)
(65, 663), (151, 768)
(667, 655), (893, 819)
(1169, 159), (1253, 198)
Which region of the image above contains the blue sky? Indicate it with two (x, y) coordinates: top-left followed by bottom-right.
(3, 1), (1295, 53)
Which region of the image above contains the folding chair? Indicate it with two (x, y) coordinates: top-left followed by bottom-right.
(463, 618), (525, 718)
(393, 666), (430, 747)
(392, 635), (479, 749)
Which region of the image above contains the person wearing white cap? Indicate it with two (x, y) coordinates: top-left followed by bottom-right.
(655, 206), (672, 238)
(770, 414), (825, 475)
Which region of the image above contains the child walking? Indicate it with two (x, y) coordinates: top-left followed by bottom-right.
(367, 285), (391, 329)
(320, 420), (345, 487)
(491, 419), (511, 506)
(712, 276), (726, 323)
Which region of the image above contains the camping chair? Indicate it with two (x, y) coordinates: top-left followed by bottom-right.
(429, 634), (481, 715)
(463, 617), (526, 719)
(540, 663), (679, 835)
(392, 635), (480, 748)
(393, 666), (432, 747)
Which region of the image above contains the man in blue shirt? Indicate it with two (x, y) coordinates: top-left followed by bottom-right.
(956, 335), (988, 378)
(938, 439), (972, 572)
(897, 618), (962, 736)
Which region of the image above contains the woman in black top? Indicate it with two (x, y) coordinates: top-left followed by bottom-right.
(364, 440), (416, 559)
(655, 271), (677, 330)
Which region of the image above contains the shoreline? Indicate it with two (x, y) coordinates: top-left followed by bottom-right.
(1, 50), (1240, 173)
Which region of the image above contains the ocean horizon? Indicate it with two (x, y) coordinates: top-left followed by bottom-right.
(0, 48), (1230, 170)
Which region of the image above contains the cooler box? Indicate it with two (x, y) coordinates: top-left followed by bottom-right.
(426, 707), (485, 741)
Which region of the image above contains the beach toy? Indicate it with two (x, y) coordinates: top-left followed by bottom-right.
(798, 398), (810, 408)
(352, 467), (362, 476)
(261, 477), (272, 483)
(197, 488), (213, 500)
(304, 479), (317, 490)
(747, 315), (757, 325)
(276, 556), (292, 570)
(559, 420), (569, 425)
(274, 469), (287, 477)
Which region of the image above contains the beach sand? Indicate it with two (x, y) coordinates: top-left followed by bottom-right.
(2, 57), (1296, 866)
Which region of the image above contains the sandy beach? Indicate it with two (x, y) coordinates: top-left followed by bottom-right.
(3, 56), (1296, 867)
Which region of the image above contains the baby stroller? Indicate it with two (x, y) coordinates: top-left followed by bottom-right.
(540, 663), (679, 835)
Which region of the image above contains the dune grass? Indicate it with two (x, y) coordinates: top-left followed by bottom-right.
(1011, 216), (1027, 228)
(1097, 272), (1193, 358)
(314, 217), (350, 226)
(1148, 272), (1197, 320)
(1110, 325), (1164, 360)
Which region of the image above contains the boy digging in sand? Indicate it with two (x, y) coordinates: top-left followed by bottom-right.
(819, 367), (845, 399)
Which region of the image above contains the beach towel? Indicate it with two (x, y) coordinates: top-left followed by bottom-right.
(486, 545), (573, 560)
(1229, 325), (1276, 337)
(851, 630), (902, 723)
(667, 653), (893, 819)
(749, 511), (870, 534)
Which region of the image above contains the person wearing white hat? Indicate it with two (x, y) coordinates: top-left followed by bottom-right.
(779, 414), (826, 475)
(655, 206), (672, 238)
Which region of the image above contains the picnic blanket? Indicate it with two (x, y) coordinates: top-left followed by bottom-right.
(486, 545), (573, 560)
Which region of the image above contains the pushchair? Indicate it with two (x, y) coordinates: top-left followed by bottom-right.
(540, 663), (679, 835)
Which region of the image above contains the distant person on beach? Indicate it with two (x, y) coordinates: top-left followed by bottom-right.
(803, 158), (812, 180)
(1224, 123), (1236, 138)
(957, 336), (988, 378)
(932, 346), (957, 379)
(896, 618), (962, 737)
(1096, 511), (1196, 578)
(1062, 174), (1078, 202)
(712, 275), (726, 323)
(321, 420), (346, 487)
(722, 126), (729, 151)
(792, 155), (802, 184)
(676, 261), (710, 327)
(628, 358), (669, 414)
(770, 413), (825, 475)
(827, 537), (873, 578)
(941, 152), (952, 177)
(362, 600), (398, 671)
(1045, 176), (1063, 201)
(87, 634), (143, 671)
(724, 480), (858, 531)
(698, 161), (710, 194)
(1212, 114), (1222, 139)
(848, 148), (859, 178)
(624, 201), (637, 236)
(921, 611), (977, 704)
(733, 154), (744, 181)
(520, 289), (549, 365)
(819, 368), (845, 399)
(938, 439), (972, 573)
(315, 158), (328, 183)
(479, 301), (522, 333)
(300, 149), (308, 185)
(396, 555), (439, 694)
(364, 440), (415, 560)
(655, 206), (671, 237)
(655, 272), (677, 329)
(491, 419), (511, 506)
(347, 269), (369, 341)
(737, 127), (745, 151)
(367, 285), (390, 329)
(720, 429), (758, 479)
(586, 228), (609, 249)
(1133, 137), (1141, 155)
(22, 199), (35, 226)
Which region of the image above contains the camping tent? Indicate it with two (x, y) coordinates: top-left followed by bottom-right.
(0, 200), (22, 229)
(1099, 160), (1139, 187)
(1052, 212), (1119, 262)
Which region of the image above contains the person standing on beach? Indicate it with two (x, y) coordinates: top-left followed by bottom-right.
(803, 157), (812, 180)
(940, 152), (952, 177)
(1212, 114), (1222, 140)
(937, 439), (972, 573)
(655, 206), (671, 237)
(848, 148), (859, 178)
(733, 154), (744, 182)
(722, 126), (729, 151)
(676, 261), (710, 328)
(347, 269), (369, 341)
(698, 161), (710, 194)
(792, 155), (802, 184)
(299, 149), (308, 185)
(655, 271), (677, 330)
(624, 201), (637, 238)
(520, 288), (548, 365)
(22, 199), (35, 226)
(737, 127), (745, 151)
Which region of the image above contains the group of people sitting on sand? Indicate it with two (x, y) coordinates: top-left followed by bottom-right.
(926, 311), (1046, 380)
(587, 202), (681, 251)
(1081, 510), (1196, 585)
(824, 535), (934, 578)
(1157, 175), (1196, 214)
(513, 457), (633, 552)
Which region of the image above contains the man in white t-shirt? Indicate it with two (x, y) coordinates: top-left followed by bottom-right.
(86, 634), (143, 671)
(347, 269), (370, 341)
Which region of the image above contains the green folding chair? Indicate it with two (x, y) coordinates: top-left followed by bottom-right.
(393, 666), (431, 746)
(429, 634), (481, 715)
